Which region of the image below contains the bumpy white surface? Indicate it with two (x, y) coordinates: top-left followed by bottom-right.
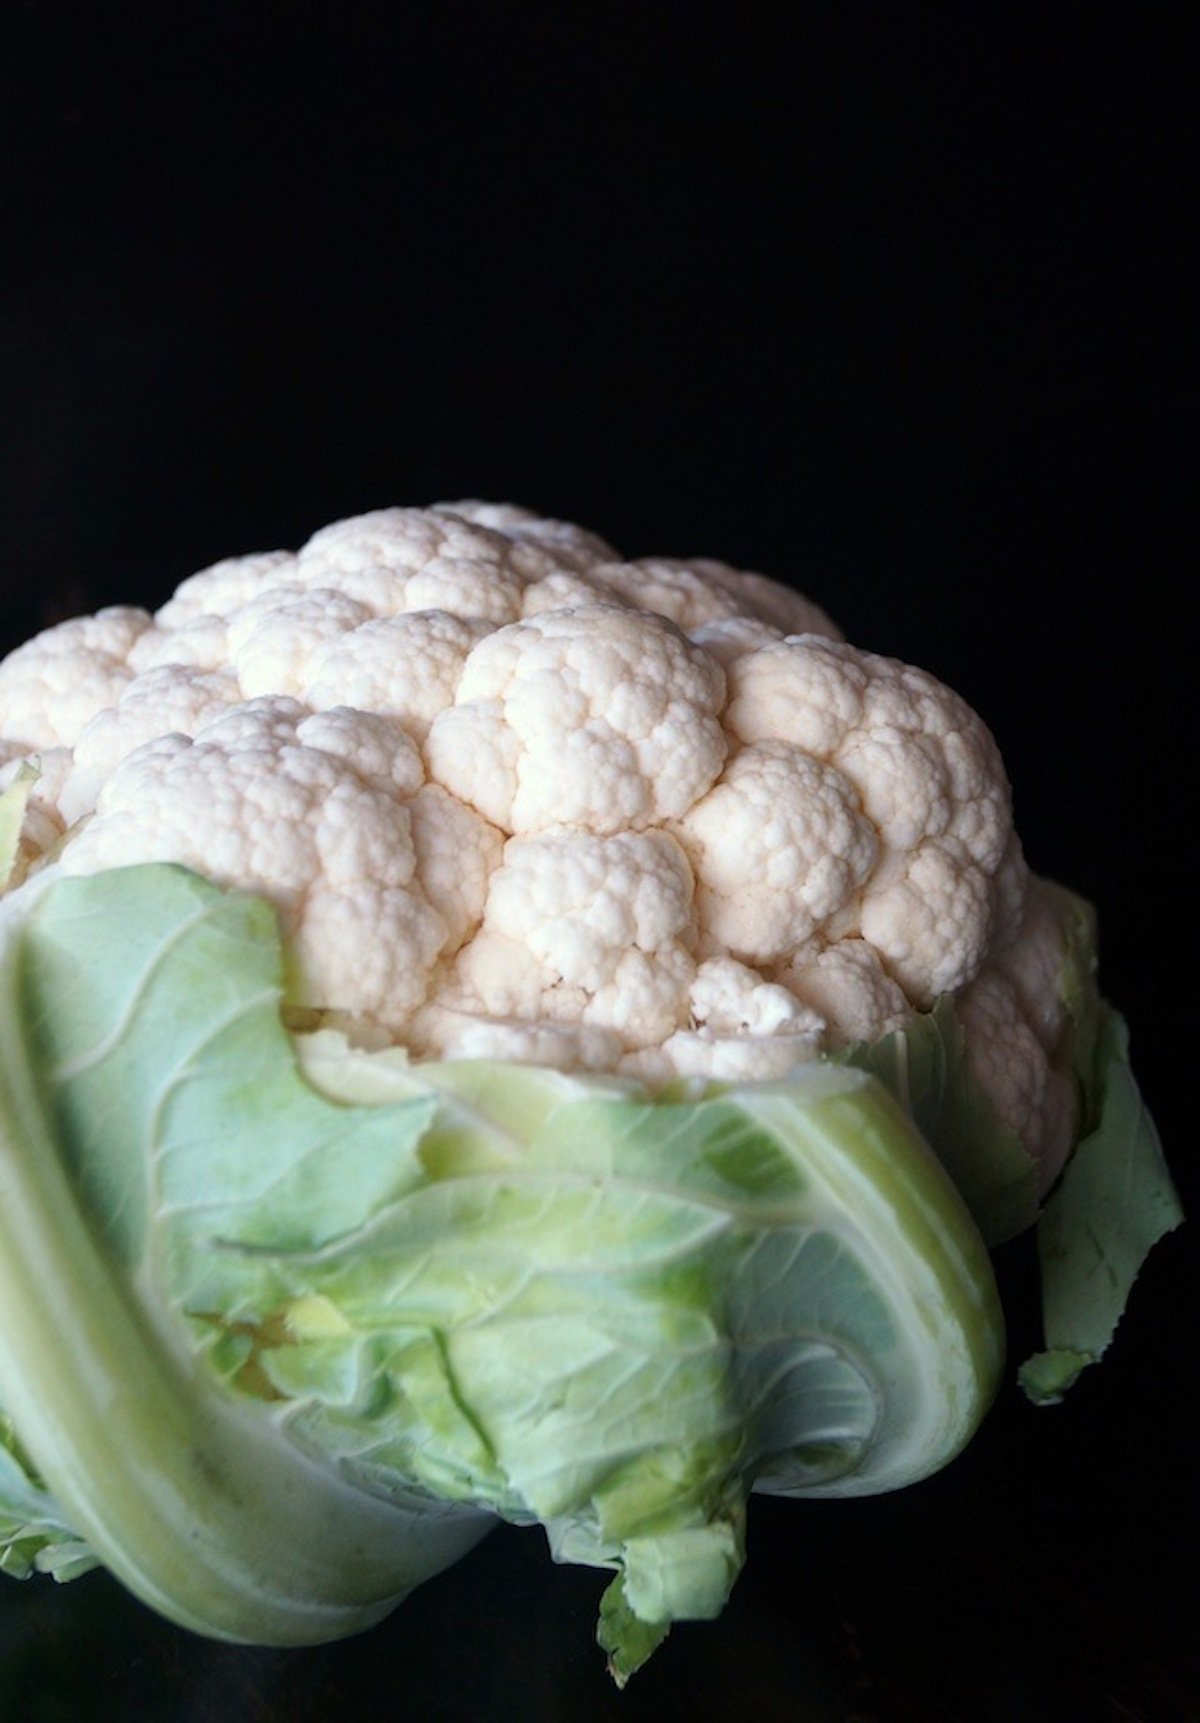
(0, 500), (1074, 1175)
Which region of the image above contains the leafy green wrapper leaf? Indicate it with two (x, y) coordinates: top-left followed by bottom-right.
(597, 1573), (671, 1688)
(0, 866), (496, 1644)
(1020, 1009), (1182, 1403)
(842, 881), (1179, 1402)
(0, 1412), (96, 1582)
(0, 864), (1004, 1674)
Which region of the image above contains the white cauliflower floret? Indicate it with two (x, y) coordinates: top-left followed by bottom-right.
(303, 611), (491, 741)
(154, 550), (296, 628)
(688, 957), (821, 1037)
(426, 605), (728, 835)
(946, 871), (1086, 1196)
(292, 507), (530, 623)
(956, 967), (1076, 1194)
(726, 635), (1018, 1005)
(687, 615), (785, 667)
(420, 1012), (626, 1075)
(515, 566), (627, 616)
(57, 698), (476, 1032)
(227, 588), (375, 699)
(634, 957), (825, 1086)
(591, 556), (841, 639)
(987, 831), (1032, 958)
(127, 614), (234, 674)
(60, 666), (243, 823)
(859, 844), (996, 1006)
(726, 635), (869, 759)
(450, 827), (697, 1048)
(148, 508), (617, 656)
(222, 506), (624, 627)
(407, 783), (505, 954)
(293, 707), (425, 797)
(431, 504), (622, 612)
(635, 1030), (823, 1086)
(130, 552), (299, 677)
(0, 608), (154, 749)
(676, 740), (879, 964)
(993, 874), (1078, 1055)
(436, 499), (619, 573)
(782, 940), (912, 1049)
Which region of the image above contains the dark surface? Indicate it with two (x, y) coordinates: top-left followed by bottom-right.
(0, 5), (1195, 1718)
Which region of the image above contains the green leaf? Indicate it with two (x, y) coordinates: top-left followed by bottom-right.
(0, 863), (1004, 1673)
(0, 1411), (96, 1582)
(1015, 1348), (1092, 1404)
(0, 865), (493, 1644)
(597, 1573), (672, 1688)
(1020, 1008), (1182, 1403)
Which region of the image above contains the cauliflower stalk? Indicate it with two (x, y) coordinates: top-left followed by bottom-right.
(0, 503), (1179, 1682)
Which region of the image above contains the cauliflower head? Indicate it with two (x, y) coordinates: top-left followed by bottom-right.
(0, 500), (1080, 1193)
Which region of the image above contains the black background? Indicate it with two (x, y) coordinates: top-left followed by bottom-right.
(0, 4), (1194, 1718)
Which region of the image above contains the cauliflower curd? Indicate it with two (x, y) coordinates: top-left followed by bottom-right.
(0, 501), (1075, 1190)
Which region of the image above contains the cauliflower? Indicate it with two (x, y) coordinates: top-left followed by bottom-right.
(0, 500), (1078, 1188)
(0, 501), (1179, 1677)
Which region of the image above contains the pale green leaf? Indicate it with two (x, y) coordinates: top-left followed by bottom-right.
(1020, 1009), (1182, 1403)
(0, 862), (1004, 1675)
